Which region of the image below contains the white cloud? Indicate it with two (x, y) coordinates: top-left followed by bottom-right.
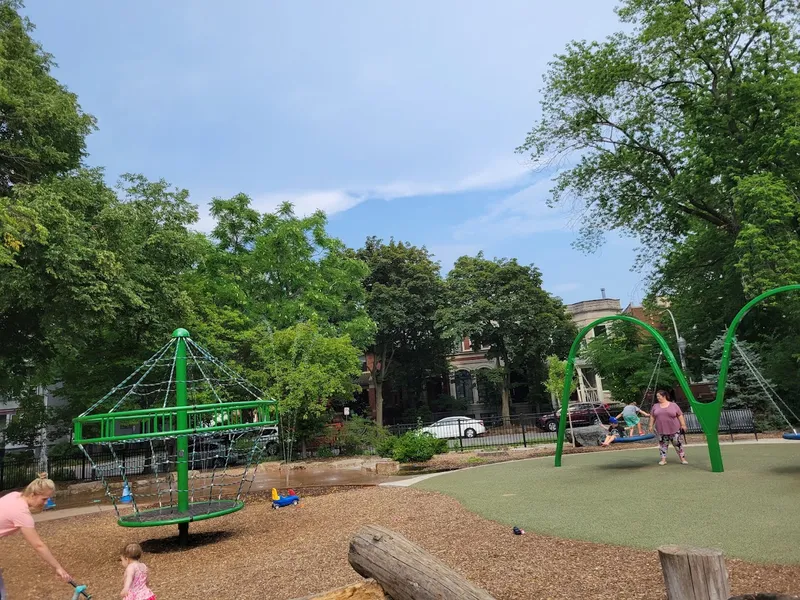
(252, 190), (364, 217)
(212, 156), (534, 222)
(451, 174), (574, 241)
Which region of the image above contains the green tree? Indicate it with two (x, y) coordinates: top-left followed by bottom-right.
(584, 321), (676, 405)
(519, 1), (800, 284)
(187, 197), (375, 444)
(474, 367), (503, 408)
(3, 389), (48, 448)
(0, 0), (95, 264)
(517, 0), (800, 415)
(0, 171), (204, 418)
(438, 254), (576, 421)
(545, 354), (577, 407)
(260, 320), (362, 455)
(701, 333), (782, 428)
(356, 237), (448, 426)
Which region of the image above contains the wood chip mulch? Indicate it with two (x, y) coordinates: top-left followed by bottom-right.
(1, 486), (797, 600)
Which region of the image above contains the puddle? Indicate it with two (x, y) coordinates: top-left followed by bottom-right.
(49, 466), (399, 510)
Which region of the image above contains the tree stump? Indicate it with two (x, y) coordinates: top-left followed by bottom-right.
(348, 525), (496, 600)
(658, 546), (730, 600)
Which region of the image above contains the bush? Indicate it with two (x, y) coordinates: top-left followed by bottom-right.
(233, 435), (256, 453)
(338, 415), (392, 456)
(391, 431), (448, 463)
(316, 446), (334, 458)
(48, 442), (82, 459)
(376, 434), (397, 458)
(48, 466), (75, 482)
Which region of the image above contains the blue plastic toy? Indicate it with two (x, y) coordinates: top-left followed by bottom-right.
(44, 497), (56, 510)
(69, 581), (91, 599)
(120, 482), (133, 503)
(271, 487), (300, 509)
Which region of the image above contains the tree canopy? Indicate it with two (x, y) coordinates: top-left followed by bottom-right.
(438, 254), (576, 420)
(356, 237), (448, 426)
(584, 320), (677, 405)
(519, 0), (800, 411)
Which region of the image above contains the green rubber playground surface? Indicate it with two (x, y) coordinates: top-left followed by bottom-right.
(415, 443), (800, 564)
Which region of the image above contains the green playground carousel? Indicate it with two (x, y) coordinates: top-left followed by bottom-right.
(73, 328), (278, 544)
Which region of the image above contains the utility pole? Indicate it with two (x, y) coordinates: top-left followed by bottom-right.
(665, 309), (689, 380)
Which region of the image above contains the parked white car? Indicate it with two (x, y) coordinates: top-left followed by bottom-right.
(419, 417), (486, 439)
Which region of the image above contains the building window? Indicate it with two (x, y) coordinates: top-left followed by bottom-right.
(593, 325), (607, 338)
(454, 370), (473, 403)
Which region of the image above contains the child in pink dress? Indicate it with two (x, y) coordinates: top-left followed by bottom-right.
(119, 543), (156, 600)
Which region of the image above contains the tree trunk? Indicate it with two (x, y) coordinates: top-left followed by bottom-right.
(348, 525), (496, 600)
(658, 545), (730, 600)
(500, 362), (511, 425)
(290, 579), (386, 600)
(375, 381), (384, 427)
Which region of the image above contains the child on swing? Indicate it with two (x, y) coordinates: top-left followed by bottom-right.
(600, 417), (625, 446)
(617, 401), (650, 437)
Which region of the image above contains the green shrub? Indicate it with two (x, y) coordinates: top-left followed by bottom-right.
(233, 435), (257, 453)
(316, 446), (334, 458)
(48, 467), (75, 482)
(48, 442), (82, 459)
(391, 431), (448, 463)
(338, 415), (392, 456)
(376, 434), (397, 458)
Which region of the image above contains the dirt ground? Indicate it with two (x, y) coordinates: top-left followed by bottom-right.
(2, 486), (797, 600)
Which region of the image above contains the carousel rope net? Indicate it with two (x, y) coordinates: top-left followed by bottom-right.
(73, 329), (279, 529)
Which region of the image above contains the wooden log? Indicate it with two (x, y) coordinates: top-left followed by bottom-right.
(348, 525), (496, 600)
(290, 578), (386, 600)
(658, 545), (731, 600)
(729, 595), (800, 600)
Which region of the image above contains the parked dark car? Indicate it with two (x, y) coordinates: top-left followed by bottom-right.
(536, 402), (625, 432)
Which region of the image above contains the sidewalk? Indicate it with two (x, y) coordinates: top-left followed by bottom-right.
(34, 503), (116, 523)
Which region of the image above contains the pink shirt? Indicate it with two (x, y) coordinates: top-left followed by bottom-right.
(651, 402), (683, 435)
(0, 492), (35, 537)
(124, 562), (155, 600)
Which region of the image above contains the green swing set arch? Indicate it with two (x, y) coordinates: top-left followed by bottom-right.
(554, 284), (800, 473)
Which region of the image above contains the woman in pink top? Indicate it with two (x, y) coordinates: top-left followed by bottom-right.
(648, 390), (689, 466)
(0, 473), (72, 600)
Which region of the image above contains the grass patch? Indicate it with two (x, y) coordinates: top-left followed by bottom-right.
(415, 443), (800, 564)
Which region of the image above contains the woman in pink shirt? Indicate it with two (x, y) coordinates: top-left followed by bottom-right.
(0, 473), (72, 599)
(648, 390), (689, 466)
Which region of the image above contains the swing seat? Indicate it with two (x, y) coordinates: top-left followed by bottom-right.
(612, 433), (656, 444)
(782, 432), (800, 441)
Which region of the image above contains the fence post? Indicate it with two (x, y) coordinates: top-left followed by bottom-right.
(521, 418), (527, 448)
(81, 452), (87, 480)
(658, 546), (730, 600)
(458, 420), (463, 452)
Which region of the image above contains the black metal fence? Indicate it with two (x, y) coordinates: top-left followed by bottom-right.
(0, 439), (266, 492)
(388, 413), (562, 452)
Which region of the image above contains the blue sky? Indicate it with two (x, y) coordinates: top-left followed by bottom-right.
(23, 0), (647, 306)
